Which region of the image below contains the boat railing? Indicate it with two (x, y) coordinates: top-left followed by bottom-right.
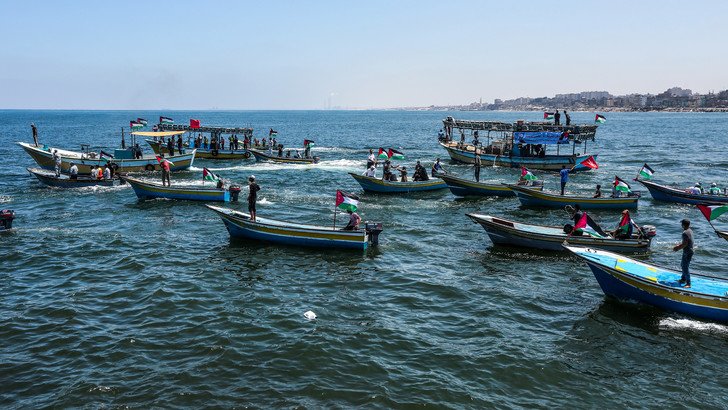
(442, 119), (598, 141)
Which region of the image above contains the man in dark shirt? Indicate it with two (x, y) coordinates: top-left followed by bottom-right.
(248, 175), (261, 222)
(673, 219), (694, 288)
(554, 110), (561, 125)
(31, 123), (38, 147)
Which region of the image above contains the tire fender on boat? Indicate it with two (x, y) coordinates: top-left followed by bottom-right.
(145, 164), (155, 171)
(211, 149), (219, 157)
(243, 151), (251, 159)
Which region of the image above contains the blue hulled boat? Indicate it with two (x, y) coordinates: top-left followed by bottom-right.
(566, 245), (728, 323)
(27, 167), (118, 188)
(508, 184), (640, 209)
(122, 176), (230, 201)
(636, 179), (728, 205)
(349, 173), (447, 193)
(439, 174), (543, 197)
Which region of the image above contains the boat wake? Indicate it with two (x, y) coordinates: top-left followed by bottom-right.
(0, 195), (11, 203)
(658, 317), (728, 334)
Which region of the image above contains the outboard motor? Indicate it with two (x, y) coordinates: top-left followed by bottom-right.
(641, 225), (657, 240)
(365, 222), (383, 246)
(0, 209), (15, 230)
(228, 184), (242, 202)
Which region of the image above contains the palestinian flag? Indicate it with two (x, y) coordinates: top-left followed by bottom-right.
(336, 190), (359, 212)
(388, 148), (404, 160)
(615, 176), (631, 193)
(203, 167), (219, 182)
(617, 211), (633, 234)
(269, 128), (277, 137)
(378, 147), (388, 159)
(100, 150), (114, 163)
(160, 116), (174, 124)
(156, 156), (175, 166)
(137, 118), (148, 126)
(521, 166), (537, 180)
(130, 121), (144, 130)
(574, 212), (608, 238)
(578, 155), (599, 170)
(639, 164), (654, 179)
(304, 139), (315, 147)
(544, 112), (555, 120)
(697, 204), (728, 221)
(595, 114), (607, 124)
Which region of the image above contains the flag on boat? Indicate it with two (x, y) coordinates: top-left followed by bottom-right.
(617, 211), (633, 235)
(99, 150), (114, 163)
(697, 204), (728, 221)
(160, 116), (174, 125)
(578, 155), (599, 170)
(190, 119), (201, 129)
(202, 167), (219, 182)
(136, 118), (148, 126)
(336, 190), (359, 212)
(614, 176), (631, 193)
(130, 121), (144, 130)
(595, 114), (607, 124)
(156, 156), (175, 166)
(639, 164), (655, 179)
(304, 139), (315, 147)
(269, 128), (277, 137)
(378, 147), (388, 159)
(574, 212), (608, 238)
(388, 148), (404, 160)
(521, 166), (537, 180)
(544, 112), (555, 120)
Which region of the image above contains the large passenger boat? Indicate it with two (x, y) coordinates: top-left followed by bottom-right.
(439, 117), (600, 171)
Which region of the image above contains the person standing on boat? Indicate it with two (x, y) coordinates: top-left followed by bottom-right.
(432, 158), (447, 177)
(559, 165), (569, 195)
(554, 110), (561, 125)
(673, 219), (694, 288)
(161, 158), (171, 187)
(248, 175), (260, 222)
(473, 153), (481, 182)
(177, 135), (183, 154)
(31, 123), (39, 147)
(167, 138), (175, 156)
(438, 129), (445, 141)
(69, 163), (78, 180)
(52, 150), (61, 177)
(564, 110), (571, 126)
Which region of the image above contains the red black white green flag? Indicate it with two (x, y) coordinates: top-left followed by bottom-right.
(697, 204), (728, 221)
(336, 190), (359, 212)
(136, 118), (148, 126)
(574, 212), (608, 238)
(544, 112), (555, 120)
(388, 148), (404, 160)
(304, 139), (315, 147)
(203, 168), (218, 182)
(639, 164), (654, 179)
(521, 166), (537, 180)
(156, 156), (175, 166)
(595, 114), (606, 124)
(618, 211), (633, 234)
(378, 147), (388, 159)
(614, 176), (631, 193)
(130, 121), (143, 130)
(160, 116), (174, 125)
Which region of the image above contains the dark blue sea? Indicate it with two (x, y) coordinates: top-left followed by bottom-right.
(2, 110), (728, 407)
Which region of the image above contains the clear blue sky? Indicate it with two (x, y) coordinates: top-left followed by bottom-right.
(2, 0), (726, 110)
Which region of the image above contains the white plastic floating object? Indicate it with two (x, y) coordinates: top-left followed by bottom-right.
(303, 311), (317, 321)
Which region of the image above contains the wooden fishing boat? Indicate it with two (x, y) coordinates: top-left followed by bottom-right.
(636, 179), (728, 205)
(467, 214), (653, 253)
(121, 176), (230, 201)
(146, 138), (261, 160)
(27, 167), (118, 188)
(565, 245), (728, 323)
(349, 173), (447, 193)
(250, 149), (319, 164)
(439, 174), (543, 196)
(508, 184), (640, 209)
(17, 142), (195, 175)
(147, 124), (255, 160)
(206, 205), (382, 249)
(439, 117), (600, 171)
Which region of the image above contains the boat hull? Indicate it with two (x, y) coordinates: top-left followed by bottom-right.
(146, 139), (256, 160)
(468, 214), (650, 253)
(508, 185), (640, 209)
(18, 142), (195, 175)
(122, 177), (229, 201)
(349, 173), (447, 193)
(250, 150), (318, 164)
(440, 175), (542, 197)
(566, 246), (728, 322)
(207, 205), (368, 249)
(440, 142), (596, 171)
(637, 179), (728, 205)
(27, 167), (116, 188)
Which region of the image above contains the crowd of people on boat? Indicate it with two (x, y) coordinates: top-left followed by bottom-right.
(361, 150), (446, 182)
(685, 182), (727, 196)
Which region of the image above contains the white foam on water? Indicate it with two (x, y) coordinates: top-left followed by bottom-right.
(0, 195), (12, 203)
(658, 317), (728, 334)
(258, 197), (275, 205)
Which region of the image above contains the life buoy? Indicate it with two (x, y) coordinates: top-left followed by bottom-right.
(211, 150), (219, 157)
(145, 164), (155, 171)
(243, 151), (251, 159)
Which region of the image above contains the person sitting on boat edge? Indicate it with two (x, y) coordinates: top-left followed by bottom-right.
(413, 160), (428, 181)
(102, 164), (111, 180)
(294, 150), (302, 158)
(363, 165), (376, 178)
(278, 144), (284, 157)
(285, 151), (291, 158)
(611, 210), (634, 240)
(565, 204), (584, 236)
(592, 184), (602, 198)
(217, 176), (224, 189)
(438, 129), (445, 141)
(709, 183), (721, 195)
(686, 183), (702, 195)
(398, 166), (408, 182)
(431, 158), (447, 177)
(69, 162), (78, 180)
(343, 209), (361, 231)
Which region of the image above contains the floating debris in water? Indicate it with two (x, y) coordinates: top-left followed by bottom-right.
(303, 311), (317, 321)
